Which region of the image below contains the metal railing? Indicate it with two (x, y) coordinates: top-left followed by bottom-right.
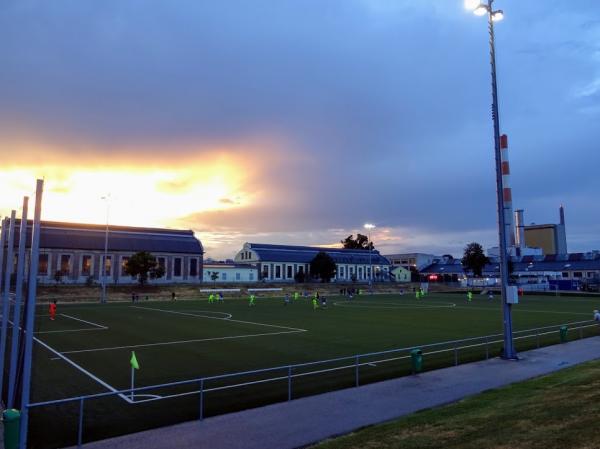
(27, 319), (599, 448)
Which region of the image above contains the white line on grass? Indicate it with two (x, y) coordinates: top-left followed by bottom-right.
(54, 329), (305, 356)
(332, 301), (457, 310)
(131, 305), (307, 332)
(451, 305), (591, 316)
(35, 313), (108, 334)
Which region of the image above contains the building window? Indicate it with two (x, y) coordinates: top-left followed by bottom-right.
(339, 266), (345, 278)
(262, 265), (269, 279)
(587, 272), (595, 278)
(81, 255), (93, 277)
(222, 272), (227, 281)
(236, 272), (241, 281)
(60, 255), (72, 275)
(38, 254), (49, 276)
(249, 272), (254, 281)
(287, 266), (292, 279)
(358, 267), (363, 279)
(121, 256), (130, 276)
(190, 258), (198, 277)
(275, 265), (281, 278)
(561, 272), (569, 278)
(174, 258), (182, 277)
(101, 255), (112, 277)
(573, 272), (582, 278)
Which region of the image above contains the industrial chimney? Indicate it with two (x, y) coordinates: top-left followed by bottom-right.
(500, 134), (516, 247)
(515, 209), (525, 249)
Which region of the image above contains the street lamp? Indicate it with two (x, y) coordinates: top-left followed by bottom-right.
(100, 194), (110, 304)
(465, 0), (516, 359)
(364, 223), (375, 287)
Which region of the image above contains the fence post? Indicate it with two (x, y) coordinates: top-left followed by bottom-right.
(288, 366), (292, 401)
(454, 347), (458, 366)
(355, 355), (360, 387)
(199, 379), (204, 421)
(485, 337), (489, 360)
(77, 398), (85, 448)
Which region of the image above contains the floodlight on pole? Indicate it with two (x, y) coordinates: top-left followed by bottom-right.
(364, 223), (375, 286)
(466, 0), (516, 360)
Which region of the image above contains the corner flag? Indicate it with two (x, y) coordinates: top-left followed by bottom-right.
(130, 351), (140, 370)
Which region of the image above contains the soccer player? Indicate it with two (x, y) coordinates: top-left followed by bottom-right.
(49, 300), (57, 321)
(488, 291), (494, 301)
(218, 292), (224, 303)
(312, 297), (318, 310)
(249, 294), (256, 306)
(208, 293), (214, 304)
(594, 310), (600, 322)
(467, 291), (473, 302)
(416, 290), (421, 300)
(294, 292), (299, 301)
(284, 293), (290, 306)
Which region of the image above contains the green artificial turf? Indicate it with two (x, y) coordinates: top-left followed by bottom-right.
(312, 359), (600, 449)
(22, 292), (600, 448)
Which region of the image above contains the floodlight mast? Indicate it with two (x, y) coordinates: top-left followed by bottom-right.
(364, 223), (375, 286)
(465, 0), (516, 359)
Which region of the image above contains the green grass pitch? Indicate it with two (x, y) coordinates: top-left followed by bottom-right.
(26, 292), (600, 448)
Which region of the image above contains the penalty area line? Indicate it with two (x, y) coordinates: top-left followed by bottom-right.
(51, 329), (306, 357)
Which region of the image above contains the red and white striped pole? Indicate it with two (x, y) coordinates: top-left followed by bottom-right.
(500, 134), (515, 249)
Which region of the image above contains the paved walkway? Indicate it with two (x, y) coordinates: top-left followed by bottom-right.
(69, 337), (600, 449)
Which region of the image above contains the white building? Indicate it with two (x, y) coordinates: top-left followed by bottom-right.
(203, 263), (259, 283)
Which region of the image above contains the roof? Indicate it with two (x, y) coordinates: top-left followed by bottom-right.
(246, 243), (390, 265)
(421, 256), (600, 275)
(7, 220), (203, 254)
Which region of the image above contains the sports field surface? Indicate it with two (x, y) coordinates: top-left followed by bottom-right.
(26, 292), (600, 448)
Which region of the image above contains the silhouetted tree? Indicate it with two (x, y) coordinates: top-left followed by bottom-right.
(310, 252), (337, 283)
(125, 251), (165, 286)
(341, 234), (374, 250)
(461, 243), (489, 278)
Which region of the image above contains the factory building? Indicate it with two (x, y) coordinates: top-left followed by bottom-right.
(521, 206), (568, 255)
(3, 220), (204, 285)
(234, 242), (390, 282)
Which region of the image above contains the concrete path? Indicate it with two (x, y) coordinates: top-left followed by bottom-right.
(69, 337), (600, 449)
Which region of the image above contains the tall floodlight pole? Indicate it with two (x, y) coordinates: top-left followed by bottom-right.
(364, 224), (375, 286)
(101, 194), (110, 304)
(8, 196), (29, 408)
(465, 0), (516, 359)
(19, 179), (44, 449)
(0, 210), (17, 401)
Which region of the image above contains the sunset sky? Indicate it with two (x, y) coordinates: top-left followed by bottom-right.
(1, 1), (599, 259)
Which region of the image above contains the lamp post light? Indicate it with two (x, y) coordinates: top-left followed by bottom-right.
(364, 223), (376, 287)
(465, 0), (516, 359)
(100, 194), (110, 304)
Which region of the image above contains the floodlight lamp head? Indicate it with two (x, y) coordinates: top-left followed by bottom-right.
(364, 223), (375, 230)
(492, 10), (504, 21)
(473, 5), (489, 16)
(464, 0), (480, 10)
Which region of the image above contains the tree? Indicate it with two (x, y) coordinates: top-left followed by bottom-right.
(341, 234), (374, 250)
(124, 251), (165, 286)
(294, 270), (305, 283)
(208, 271), (219, 286)
(461, 242), (489, 278)
(310, 252), (337, 283)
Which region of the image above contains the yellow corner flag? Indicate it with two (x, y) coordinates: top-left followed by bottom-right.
(130, 351), (140, 370)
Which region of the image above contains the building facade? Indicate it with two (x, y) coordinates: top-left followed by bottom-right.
(234, 242), (391, 282)
(7, 220), (204, 285)
(203, 263), (259, 283)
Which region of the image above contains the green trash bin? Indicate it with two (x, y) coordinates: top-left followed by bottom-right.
(410, 348), (423, 373)
(3, 409), (21, 449)
(560, 325), (568, 343)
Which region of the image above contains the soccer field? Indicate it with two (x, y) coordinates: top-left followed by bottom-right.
(27, 292), (600, 448)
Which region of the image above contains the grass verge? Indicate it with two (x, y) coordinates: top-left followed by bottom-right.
(312, 359), (600, 449)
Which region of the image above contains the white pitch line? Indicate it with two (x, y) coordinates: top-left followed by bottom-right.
(451, 305), (591, 316)
(59, 313), (108, 329)
(33, 336), (132, 404)
(131, 306), (307, 332)
(54, 329), (305, 356)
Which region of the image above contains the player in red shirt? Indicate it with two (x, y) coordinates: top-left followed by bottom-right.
(49, 300), (57, 321)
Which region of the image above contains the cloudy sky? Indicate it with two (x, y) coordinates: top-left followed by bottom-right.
(0, 0), (599, 259)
